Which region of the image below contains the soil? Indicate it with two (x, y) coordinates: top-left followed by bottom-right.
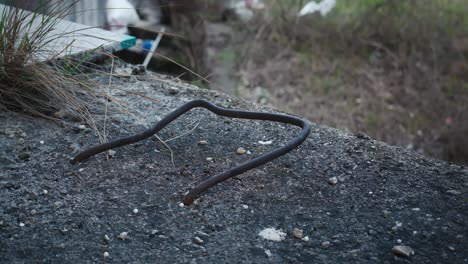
(1, 69), (467, 263)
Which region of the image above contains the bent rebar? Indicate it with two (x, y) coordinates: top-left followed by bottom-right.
(70, 99), (310, 205)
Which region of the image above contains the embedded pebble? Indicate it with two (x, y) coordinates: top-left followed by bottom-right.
(293, 228), (303, 239)
(107, 150), (116, 157)
(133, 208), (138, 214)
(302, 236), (310, 242)
(78, 125), (86, 130)
(30, 209), (37, 216)
(396, 239), (402, 244)
(321, 241), (331, 248)
(104, 235), (110, 241)
(39, 140), (44, 144)
(242, 204), (249, 209)
(206, 157), (213, 162)
(78, 168), (84, 172)
(236, 147), (247, 155)
(448, 246), (455, 251)
(392, 245), (414, 257)
(259, 228), (286, 242)
(328, 177), (338, 185)
(265, 250), (272, 258)
(19, 222), (25, 227)
(103, 252), (109, 258)
(258, 140), (273, 145)
(42, 190), (48, 195)
(198, 140), (208, 145)
(118, 232), (128, 240)
(194, 236), (204, 244)
(246, 150), (252, 155)
(178, 202), (185, 208)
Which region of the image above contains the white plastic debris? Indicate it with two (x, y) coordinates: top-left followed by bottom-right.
(298, 0), (336, 17)
(258, 140), (273, 145)
(259, 227), (286, 242)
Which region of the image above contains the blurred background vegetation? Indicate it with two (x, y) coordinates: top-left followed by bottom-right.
(192, 0), (468, 164)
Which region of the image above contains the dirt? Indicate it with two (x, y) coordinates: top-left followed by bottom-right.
(1, 68), (467, 263)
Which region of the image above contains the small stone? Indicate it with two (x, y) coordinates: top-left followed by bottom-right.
(302, 236), (310, 242)
(396, 239), (402, 244)
(246, 150), (252, 155)
(259, 228), (286, 242)
(19, 222), (25, 227)
(258, 140), (273, 145)
(236, 147), (246, 155)
(447, 190), (462, 195)
(168, 87), (179, 94)
(265, 249), (272, 258)
(194, 236), (204, 244)
(293, 228), (303, 239)
(412, 208), (420, 211)
(198, 140), (208, 145)
(103, 252), (109, 258)
(78, 125), (86, 130)
(392, 245), (414, 257)
(206, 157), (213, 162)
(118, 232), (128, 240)
(78, 168), (84, 172)
(321, 241), (331, 248)
(20, 132), (27, 137)
(104, 235), (110, 241)
(39, 140), (44, 144)
(30, 209), (37, 216)
(328, 177), (338, 185)
(133, 208), (138, 214)
(448, 246), (455, 251)
(178, 202), (185, 208)
(107, 150), (116, 157)
(42, 190), (48, 195)
(242, 204), (249, 209)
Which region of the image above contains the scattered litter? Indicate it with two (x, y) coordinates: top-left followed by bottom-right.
(258, 140), (273, 145)
(259, 227), (286, 242)
(298, 0), (336, 17)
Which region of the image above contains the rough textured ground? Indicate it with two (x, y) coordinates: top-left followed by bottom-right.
(1, 71), (467, 263)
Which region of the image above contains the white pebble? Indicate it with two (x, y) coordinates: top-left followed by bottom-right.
(104, 235), (110, 241)
(19, 222), (25, 227)
(396, 239), (402, 244)
(264, 249), (272, 257)
(392, 245), (414, 257)
(246, 150), (252, 155)
(133, 208), (138, 214)
(302, 236), (310, 242)
(78, 125), (86, 130)
(42, 190), (48, 195)
(293, 228), (303, 239)
(78, 168), (84, 172)
(118, 232), (128, 240)
(236, 147), (247, 155)
(258, 227), (286, 242)
(39, 140), (44, 144)
(321, 241), (331, 248)
(206, 157), (213, 162)
(258, 140), (273, 145)
(103, 252), (109, 258)
(178, 202), (185, 208)
(412, 208), (420, 211)
(194, 236), (204, 244)
(242, 204), (249, 209)
(107, 150), (116, 157)
(198, 140), (208, 145)
(328, 177), (338, 185)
